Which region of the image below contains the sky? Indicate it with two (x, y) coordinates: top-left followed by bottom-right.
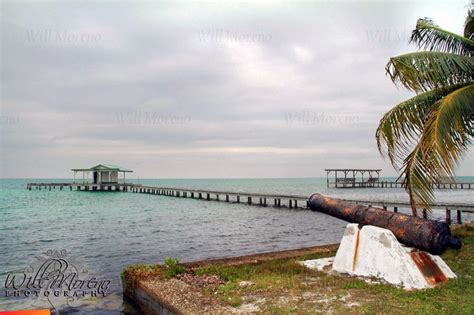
(1, 0), (473, 179)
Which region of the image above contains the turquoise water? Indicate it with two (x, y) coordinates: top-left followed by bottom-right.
(1, 178), (473, 313)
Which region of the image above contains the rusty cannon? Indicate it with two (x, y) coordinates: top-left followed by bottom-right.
(308, 193), (461, 255)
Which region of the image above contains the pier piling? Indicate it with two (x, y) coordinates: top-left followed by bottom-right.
(26, 183), (474, 223)
(445, 208), (451, 225)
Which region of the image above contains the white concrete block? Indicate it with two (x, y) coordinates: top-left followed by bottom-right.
(302, 224), (456, 290)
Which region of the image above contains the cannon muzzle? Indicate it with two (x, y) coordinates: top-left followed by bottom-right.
(308, 193), (461, 255)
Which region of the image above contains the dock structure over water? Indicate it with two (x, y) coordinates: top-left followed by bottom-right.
(26, 182), (474, 224)
(325, 168), (381, 188)
(134, 186), (474, 225)
(27, 182), (138, 192)
(133, 186), (309, 209)
(325, 168), (473, 189)
(27, 167), (474, 225)
(27, 164), (137, 191)
(72, 164), (133, 185)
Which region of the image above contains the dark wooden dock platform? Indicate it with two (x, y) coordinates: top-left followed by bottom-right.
(331, 180), (473, 189)
(325, 168), (473, 189)
(130, 186), (474, 224)
(134, 185), (309, 209)
(26, 182), (139, 192)
(26, 182), (474, 225)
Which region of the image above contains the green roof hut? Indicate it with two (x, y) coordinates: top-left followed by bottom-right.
(71, 164), (133, 184)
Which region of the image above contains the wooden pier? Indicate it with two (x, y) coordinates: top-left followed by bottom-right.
(334, 180), (473, 189)
(132, 186), (309, 209)
(325, 168), (473, 189)
(26, 182), (474, 225)
(26, 182), (138, 192)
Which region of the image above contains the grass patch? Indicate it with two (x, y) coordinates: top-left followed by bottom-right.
(121, 263), (163, 295)
(163, 256), (186, 278)
(192, 224), (474, 314)
(121, 225), (474, 313)
(122, 256), (186, 295)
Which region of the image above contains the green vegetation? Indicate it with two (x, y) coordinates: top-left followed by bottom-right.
(121, 256), (186, 295)
(163, 256), (186, 278)
(192, 225), (474, 314)
(121, 263), (163, 295)
(121, 256), (185, 282)
(121, 227), (473, 313)
(376, 10), (474, 216)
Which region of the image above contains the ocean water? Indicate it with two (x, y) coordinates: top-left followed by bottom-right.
(0, 178), (473, 314)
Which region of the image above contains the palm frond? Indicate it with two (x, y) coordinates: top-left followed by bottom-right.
(401, 144), (435, 216)
(465, 9), (474, 39)
(400, 84), (474, 214)
(420, 84), (474, 177)
(376, 83), (470, 168)
(383, 11), (474, 217)
(386, 52), (474, 92)
(411, 18), (474, 56)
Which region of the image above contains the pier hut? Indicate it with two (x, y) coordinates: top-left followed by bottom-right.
(72, 164), (133, 184)
(325, 168), (381, 188)
(324, 168), (473, 189)
(27, 164), (136, 192)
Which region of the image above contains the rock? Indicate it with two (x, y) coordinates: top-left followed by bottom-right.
(238, 280), (254, 288)
(302, 257), (333, 272)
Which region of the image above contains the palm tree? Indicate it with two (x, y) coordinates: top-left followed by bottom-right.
(376, 10), (474, 216)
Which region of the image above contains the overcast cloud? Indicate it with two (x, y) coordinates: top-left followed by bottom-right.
(1, 0), (473, 178)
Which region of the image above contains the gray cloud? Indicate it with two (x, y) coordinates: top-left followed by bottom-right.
(1, 0), (472, 178)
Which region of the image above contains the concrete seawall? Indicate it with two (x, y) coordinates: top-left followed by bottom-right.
(122, 244), (339, 315)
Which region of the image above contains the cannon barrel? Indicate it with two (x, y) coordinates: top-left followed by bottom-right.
(308, 193), (461, 255)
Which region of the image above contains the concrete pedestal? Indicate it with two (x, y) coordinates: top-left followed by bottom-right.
(302, 224), (456, 289)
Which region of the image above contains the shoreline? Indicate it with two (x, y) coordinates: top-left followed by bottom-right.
(122, 224), (474, 314)
(122, 243), (340, 314)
